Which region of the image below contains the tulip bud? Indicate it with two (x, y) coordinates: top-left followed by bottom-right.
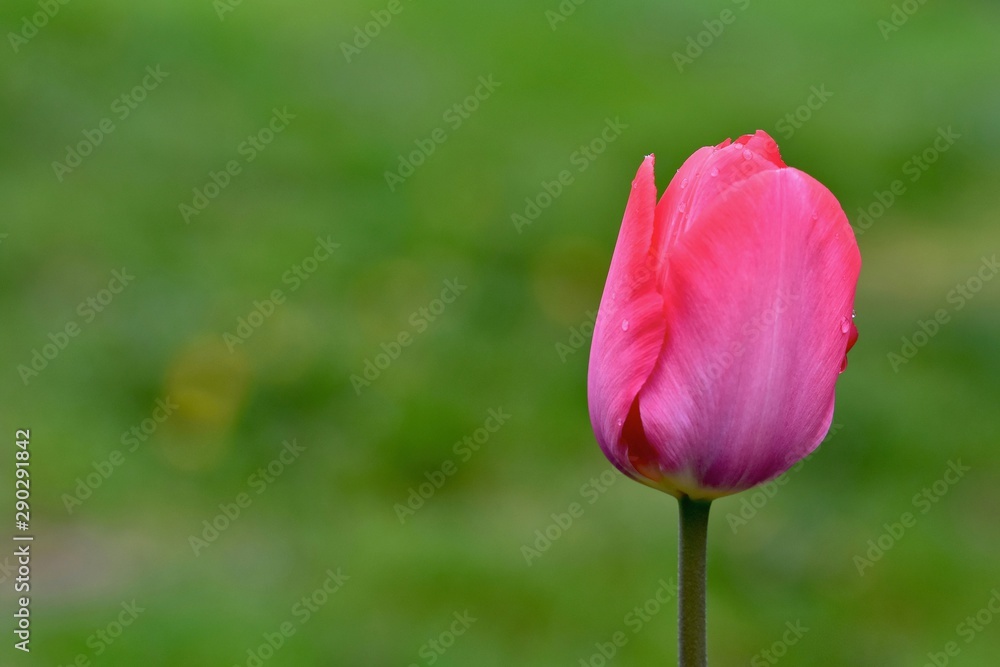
(587, 130), (860, 500)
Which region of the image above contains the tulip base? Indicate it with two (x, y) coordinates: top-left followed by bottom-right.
(678, 495), (712, 667)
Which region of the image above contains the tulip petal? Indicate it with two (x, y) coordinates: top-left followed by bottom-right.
(656, 131), (786, 254)
(634, 167), (861, 498)
(587, 156), (667, 478)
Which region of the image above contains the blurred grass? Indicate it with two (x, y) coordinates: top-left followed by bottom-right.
(2, 0), (1000, 664)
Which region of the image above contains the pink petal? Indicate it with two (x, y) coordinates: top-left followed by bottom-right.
(655, 131), (786, 255)
(634, 167), (861, 498)
(587, 156), (667, 478)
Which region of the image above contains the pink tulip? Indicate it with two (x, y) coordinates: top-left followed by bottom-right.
(588, 130), (860, 500)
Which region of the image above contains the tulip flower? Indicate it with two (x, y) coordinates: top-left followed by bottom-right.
(586, 130), (860, 666)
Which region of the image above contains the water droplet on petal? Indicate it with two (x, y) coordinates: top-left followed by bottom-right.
(678, 201), (686, 213)
(680, 178), (688, 189)
(852, 309), (856, 320)
(616, 418), (624, 427)
(710, 167), (719, 177)
(742, 149), (753, 161)
(811, 213), (819, 221)
(841, 317), (850, 333)
(621, 319), (629, 331)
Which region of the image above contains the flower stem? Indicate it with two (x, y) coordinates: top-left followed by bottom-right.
(678, 495), (712, 667)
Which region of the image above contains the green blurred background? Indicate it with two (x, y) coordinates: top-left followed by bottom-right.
(2, 0), (999, 665)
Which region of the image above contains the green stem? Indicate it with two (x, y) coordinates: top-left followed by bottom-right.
(678, 495), (712, 667)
